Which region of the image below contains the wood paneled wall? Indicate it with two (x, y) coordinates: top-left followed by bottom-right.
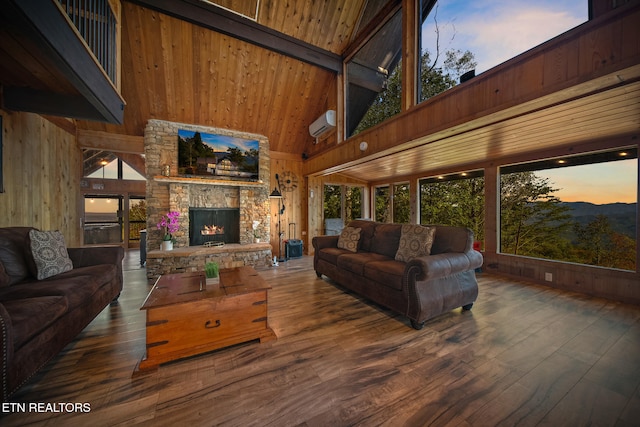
(0, 110), (82, 245)
(269, 152), (305, 254)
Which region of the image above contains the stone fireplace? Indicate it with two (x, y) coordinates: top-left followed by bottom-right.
(144, 119), (272, 282)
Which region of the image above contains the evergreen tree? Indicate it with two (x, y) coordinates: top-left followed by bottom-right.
(420, 177), (485, 242)
(354, 49), (476, 135)
(500, 172), (573, 257)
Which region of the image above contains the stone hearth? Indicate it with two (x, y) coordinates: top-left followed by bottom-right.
(145, 119), (272, 283)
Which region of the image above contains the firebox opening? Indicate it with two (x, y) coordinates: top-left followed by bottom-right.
(189, 208), (240, 246)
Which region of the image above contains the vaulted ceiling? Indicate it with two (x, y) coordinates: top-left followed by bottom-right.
(75, 0), (393, 156)
(2, 0), (639, 184)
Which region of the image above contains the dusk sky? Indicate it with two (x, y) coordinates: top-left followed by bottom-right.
(423, 0), (636, 205)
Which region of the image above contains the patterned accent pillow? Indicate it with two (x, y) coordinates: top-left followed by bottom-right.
(29, 230), (74, 280)
(337, 226), (362, 253)
(395, 224), (436, 262)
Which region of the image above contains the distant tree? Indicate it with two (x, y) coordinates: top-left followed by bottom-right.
(605, 232), (637, 270)
(324, 185), (341, 219)
(129, 200), (146, 221)
(226, 147), (245, 165)
(393, 184), (411, 223)
(375, 186), (391, 223)
(500, 172), (573, 257)
(345, 186), (363, 222)
(420, 177), (485, 243)
(354, 49), (476, 135)
(178, 132), (214, 172)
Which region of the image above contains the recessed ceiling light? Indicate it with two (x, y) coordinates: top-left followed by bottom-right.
(557, 160), (566, 164)
(619, 151), (628, 156)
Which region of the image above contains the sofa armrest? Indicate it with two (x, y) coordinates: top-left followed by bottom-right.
(312, 235), (339, 251)
(406, 250), (483, 282)
(0, 302), (13, 402)
(67, 246), (124, 290)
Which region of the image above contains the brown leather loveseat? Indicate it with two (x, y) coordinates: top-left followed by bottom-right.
(312, 220), (482, 329)
(0, 227), (124, 402)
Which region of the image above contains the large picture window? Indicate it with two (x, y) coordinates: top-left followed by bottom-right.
(499, 148), (637, 271)
(418, 0), (586, 103)
(419, 171), (484, 244)
(346, 10), (402, 137)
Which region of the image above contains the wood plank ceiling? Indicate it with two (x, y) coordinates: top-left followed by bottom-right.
(76, 0), (375, 156)
(73, 0), (640, 183)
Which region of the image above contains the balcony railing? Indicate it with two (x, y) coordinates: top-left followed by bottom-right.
(56, 0), (118, 85)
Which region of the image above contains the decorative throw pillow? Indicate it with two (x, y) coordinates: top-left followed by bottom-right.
(29, 230), (74, 280)
(337, 226), (361, 253)
(395, 225), (436, 262)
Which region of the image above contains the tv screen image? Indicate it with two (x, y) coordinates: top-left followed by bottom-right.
(177, 129), (259, 181)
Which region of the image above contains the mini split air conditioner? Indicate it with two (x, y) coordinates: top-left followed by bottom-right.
(309, 110), (336, 141)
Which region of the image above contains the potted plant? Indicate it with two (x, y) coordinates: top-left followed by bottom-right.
(157, 211), (180, 250)
(204, 261), (219, 286)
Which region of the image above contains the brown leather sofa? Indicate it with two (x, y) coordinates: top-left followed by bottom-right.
(312, 220), (482, 329)
(0, 227), (124, 402)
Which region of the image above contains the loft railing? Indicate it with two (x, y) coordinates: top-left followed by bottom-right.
(56, 0), (118, 86)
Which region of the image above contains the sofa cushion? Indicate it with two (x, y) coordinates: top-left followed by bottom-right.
(337, 227), (361, 253)
(2, 296), (69, 350)
(370, 223), (402, 258)
(318, 247), (352, 265)
(0, 234), (31, 285)
(337, 252), (390, 276)
(29, 230), (74, 280)
(364, 260), (405, 291)
(395, 224), (436, 262)
(0, 264), (116, 309)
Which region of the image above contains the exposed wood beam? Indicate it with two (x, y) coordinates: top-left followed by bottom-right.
(2, 1), (125, 123)
(41, 115), (77, 136)
(78, 130), (144, 154)
(125, 0), (343, 73)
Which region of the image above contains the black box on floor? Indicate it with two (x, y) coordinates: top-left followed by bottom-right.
(285, 239), (303, 259)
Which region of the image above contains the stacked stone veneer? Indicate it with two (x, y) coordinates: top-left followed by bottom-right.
(145, 119), (272, 282)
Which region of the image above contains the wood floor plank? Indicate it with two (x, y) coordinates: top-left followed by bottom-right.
(1, 253), (639, 426)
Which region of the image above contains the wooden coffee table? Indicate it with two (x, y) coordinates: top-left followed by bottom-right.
(134, 266), (276, 374)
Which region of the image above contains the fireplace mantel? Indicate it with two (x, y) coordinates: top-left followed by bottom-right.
(145, 119), (272, 284)
(153, 176), (265, 188)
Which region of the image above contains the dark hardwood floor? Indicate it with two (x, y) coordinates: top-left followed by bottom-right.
(2, 251), (639, 426)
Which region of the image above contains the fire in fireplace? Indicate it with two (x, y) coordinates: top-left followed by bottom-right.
(189, 208), (240, 245)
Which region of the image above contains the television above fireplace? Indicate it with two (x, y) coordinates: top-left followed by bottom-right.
(177, 129), (259, 181)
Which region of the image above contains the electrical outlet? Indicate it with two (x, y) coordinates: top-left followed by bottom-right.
(545, 272), (553, 282)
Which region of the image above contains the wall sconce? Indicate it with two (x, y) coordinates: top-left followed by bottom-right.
(359, 141), (368, 151)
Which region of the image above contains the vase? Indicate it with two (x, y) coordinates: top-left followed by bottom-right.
(255, 238), (261, 243)
(161, 240), (173, 251)
(206, 277), (219, 286)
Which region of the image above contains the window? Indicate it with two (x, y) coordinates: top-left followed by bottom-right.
(345, 186), (364, 222)
(129, 197), (146, 243)
(83, 150), (145, 181)
(84, 195), (123, 244)
(375, 185), (391, 223)
(323, 184), (342, 220)
(346, 10), (402, 137)
(499, 148), (637, 271)
(418, 0), (586, 102)
(323, 184), (365, 223)
(419, 171), (484, 243)
(393, 183), (410, 223)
